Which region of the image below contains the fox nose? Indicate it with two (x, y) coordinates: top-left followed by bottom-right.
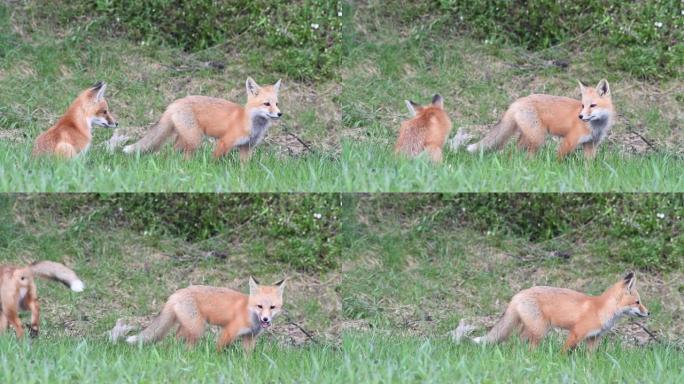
(578, 114), (583, 119)
(262, 317), (269, 322)
(277, 112), (283, 117)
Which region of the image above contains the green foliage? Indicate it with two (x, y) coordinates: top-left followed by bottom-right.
(28, 194), (343, 272)
(375, 194), (684, 271)
(36, 0), (344, 80)
(380, 0), (683, 79)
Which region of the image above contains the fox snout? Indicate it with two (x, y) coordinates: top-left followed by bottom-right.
(260, 316), (272, 328)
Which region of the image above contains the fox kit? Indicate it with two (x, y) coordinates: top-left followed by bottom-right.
(395, 94), (452, 163)
(0, 261), (84, 338)
(125, 277), (285, 351)
(467, 79), (615, 159)
(471, 272), (648, 352)
(33, 82), (118, 158)
(123, 78), (282, 161)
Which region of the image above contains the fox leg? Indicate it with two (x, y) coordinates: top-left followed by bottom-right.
(425, 145), (443, 163)
(174, 311), (205, 346)
(6, 310), (24, 339)
(213, 131), (245, 159)
(238, 145), (251, 163)
(585, 336), (600, 352)
(216, 323), (243, 351)
(0, 312), (7, 334)
(582, 142), (597, 160)
(514, 115), (544, 156)
(173, 118), (203, 158)
(562, 331), (582, 353)
(27, 298), (39, 337)
(242, 334), (256, 352)
(557, 133), (582, 159)
(54, 142), (78, 158)
(518, 309), (548, 347)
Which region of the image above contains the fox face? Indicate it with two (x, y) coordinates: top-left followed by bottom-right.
(84, 82), (118, 129)
(245, 77), (282, 120)
(619, 272), (649, 317)
(248, 277), (285, 329)
(405, 94), (444, 117)
(578, 79), (612, 123)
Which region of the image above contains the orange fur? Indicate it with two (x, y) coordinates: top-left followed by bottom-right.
(33, 82), (118, 158)
(467, 79), (615, 159)
(472, 272), (648, 352)
(0, 261), (84, 338)
(126, 277), (285, 352)
(123, 78), (282, 161)
(395, 94), (452, 163)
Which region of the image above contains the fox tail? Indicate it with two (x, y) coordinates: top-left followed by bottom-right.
(29, 261), (84, 292)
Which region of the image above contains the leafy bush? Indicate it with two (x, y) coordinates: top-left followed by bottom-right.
(22, 194), (343, 272)
(35, 0), (344, 81)
(379, 0), (683, 79)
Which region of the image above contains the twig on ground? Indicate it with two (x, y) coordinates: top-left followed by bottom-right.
(283, 311), (318, 344)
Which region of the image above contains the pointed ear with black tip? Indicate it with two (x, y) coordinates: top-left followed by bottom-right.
(596, 79), (610, 97)
(577, 80), (587, 94)
(623, 272), (636, 292)
(431, 94), (444, 108)
(246, 77), (261, 97)
(274, 278), (286, 296)
(405, 100), (419, 116)
(249, 276), (260, 295)
(273, 79), (281, 93)
(91, 81), (107, 102)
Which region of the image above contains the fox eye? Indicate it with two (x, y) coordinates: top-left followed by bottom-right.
(589, 104), (597, 108)
(581, 104), (584, 108)
(264, 102), (271, 106)
(257, 305), (263, 309)
(20, 277), (25, 280)
(270, 305), (275, 309)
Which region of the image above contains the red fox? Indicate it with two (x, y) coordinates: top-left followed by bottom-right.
(0, 261), (84, 338)
(123, 78), (282, 161)
(395, 94), (452, 163)
(470, 272), (648, 352)
(124, 277), (285, 351)
(466, 79), (615, 159)
(33, 82), (118, 158)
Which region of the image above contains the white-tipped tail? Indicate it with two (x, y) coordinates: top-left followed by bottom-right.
(29, 261), (85, 292)
(70, 280), (85, 292)
(466, 143), (479, 153)
(449, 128), (474, 151)
(126, 305), (177, 344)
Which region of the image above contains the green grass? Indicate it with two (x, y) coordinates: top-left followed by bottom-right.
(1, 335), (682, 383)
(2, 140), (684, 191)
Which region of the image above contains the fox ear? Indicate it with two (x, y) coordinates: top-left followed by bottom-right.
(273, 79), (281, 92)
(249, 276), (260, 294)
(91, 81), (107, 102)
(577, 80), (587, 94)
(431, 94), (444, 108)
(596, 79), (610, 97)
(246, 77), (260, 97)
(274, 278), (286, 296)
(405, 100), (419, 116)
(623, 272), (636, 291)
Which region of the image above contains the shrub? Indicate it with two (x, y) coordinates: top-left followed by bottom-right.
(32, 0), (345, 81)
(380, 0), (683, 79)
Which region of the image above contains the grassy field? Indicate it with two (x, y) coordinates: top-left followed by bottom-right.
(2, 336), (683, 383)
(1, 3), (683, 192)
(1, 195), (683, 382)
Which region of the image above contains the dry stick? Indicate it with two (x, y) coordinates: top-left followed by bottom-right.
(283, 312), (318, 344)
(285, 131), (313, 152)
(619, 114), (658, 152)
(633, 321), (659, 342)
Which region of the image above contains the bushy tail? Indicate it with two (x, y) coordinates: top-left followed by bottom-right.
(473, 307), (519, 344)
(466, 114), (517, 153)
(126, 304), (176, 344)
(122, 116), (174, 154)
(29, 261), (84, 292)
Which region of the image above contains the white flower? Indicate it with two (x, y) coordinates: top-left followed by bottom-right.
(313, 213), (322, 219)
(656, 213), (665, 219)
(654, 21), (663, 28)
(338, 11), (343, 17)
(311, 23), (319, 30)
